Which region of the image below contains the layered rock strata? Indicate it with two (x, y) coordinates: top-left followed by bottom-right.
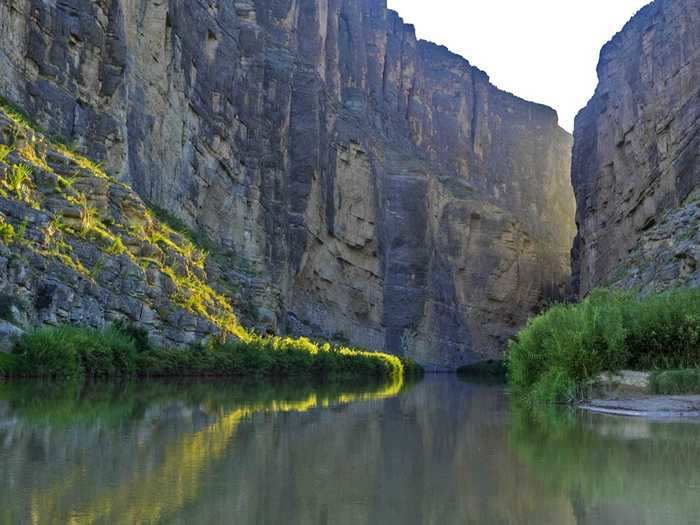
(572, 0), (700, 296)
(0, 0), (576, 367)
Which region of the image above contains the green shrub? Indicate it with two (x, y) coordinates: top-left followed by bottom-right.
(135, 335), (405, 381)
(0, 95), (39, 130)
(0, 352), (18, 376)
(0, 145), (12, 163)
(651, 369), (700, 395)
(7, 324), (413, 382)
(0, 220), (15, 243)
(507, 287), (700, 404)
(12, 325), (137, 377)
(623, 291), (700, 369)
(111, 319), (153, 353)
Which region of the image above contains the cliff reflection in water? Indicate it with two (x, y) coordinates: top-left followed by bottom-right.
(1, 377), (699, 524)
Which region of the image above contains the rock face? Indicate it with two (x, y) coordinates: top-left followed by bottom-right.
(0, 0), (575, 368)
(0, 111), (239, 348)
(572, 0), (700, 297)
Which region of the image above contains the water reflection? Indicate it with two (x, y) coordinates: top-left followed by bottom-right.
(1, 377), (699, 524)
(510, 403), (700, 524)
(0, 377), (405, 525)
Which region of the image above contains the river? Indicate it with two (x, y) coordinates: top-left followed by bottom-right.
(0, 375), (698, 524)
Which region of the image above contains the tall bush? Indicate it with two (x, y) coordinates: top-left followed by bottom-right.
(507, 287), (700, 404)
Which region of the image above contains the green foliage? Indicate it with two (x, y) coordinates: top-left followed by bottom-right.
(457, 359), (507, 379)
(7, 324), (414, 382)
(146, 201), (217, 253)
(75, 192), (98, 235)
(623, 290), (700, 369)
(112, 320), (153, 353)
(0, 95), (39, 130)
(12, 327), (81, 377)
(0, 352), (18, 376)
(12, 325), (137, 378)
(0, 145), (12, 164)
(507, 287), (700, 404)
(401, 357), (425, 380)
(0, 219), (15, 244)
(6, 163), (32, 196)
(136, 335), (404, 381)
(651, 369), (700, 395)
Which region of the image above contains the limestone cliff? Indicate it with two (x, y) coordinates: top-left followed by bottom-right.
(0, 0), (575, 368)
(0, 107), (244, 348)
(572, 0), (700, 297)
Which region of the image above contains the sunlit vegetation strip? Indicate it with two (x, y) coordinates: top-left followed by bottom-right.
(0, 323), (412, 381)
(507, 287), (700, 404)
(0, 99), (417, 381)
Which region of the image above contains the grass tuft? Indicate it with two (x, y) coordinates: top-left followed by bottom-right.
(0, 95), (39, 130)
(0, 145), (12, 163)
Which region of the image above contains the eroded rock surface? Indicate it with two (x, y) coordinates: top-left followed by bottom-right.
(0, 0), (575, 368)
(572, 0), (700, 296)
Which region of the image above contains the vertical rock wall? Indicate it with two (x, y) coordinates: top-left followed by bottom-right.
(572, 0), (700, 296)
(0, 0), (576, 368)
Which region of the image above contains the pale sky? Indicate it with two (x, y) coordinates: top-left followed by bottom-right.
(386, 0), (651, 131)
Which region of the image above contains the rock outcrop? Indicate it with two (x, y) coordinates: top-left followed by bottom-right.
(0, 109), (243, 348)
(572, 0), (700, 297)
(0, 0), (576, 368)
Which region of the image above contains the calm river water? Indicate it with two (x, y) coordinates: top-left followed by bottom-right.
(1, 375), (699, 524)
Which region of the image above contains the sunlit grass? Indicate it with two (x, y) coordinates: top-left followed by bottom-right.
(0, 145), (12, 163)
(6, 163), (31, 194)
(7, 324), (409, 382)
(0, 95), (38, 130)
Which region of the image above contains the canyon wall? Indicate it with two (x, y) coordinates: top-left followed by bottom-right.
(572, 0), (700, 296)
(0, 0), (575, 368)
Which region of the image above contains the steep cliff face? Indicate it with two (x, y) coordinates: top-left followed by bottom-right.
(0, 108), (244, 348)
(0, 0), (575, 368)
(572, 0), (700, 297)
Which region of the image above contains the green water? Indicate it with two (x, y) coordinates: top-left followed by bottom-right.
(0, 376), (699, 524)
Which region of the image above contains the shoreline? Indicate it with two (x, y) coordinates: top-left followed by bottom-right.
(579, 395), (700, 420)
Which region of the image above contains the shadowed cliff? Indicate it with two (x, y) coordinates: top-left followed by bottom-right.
(0, 0), (576, 368)
(572, 0), (699, 296)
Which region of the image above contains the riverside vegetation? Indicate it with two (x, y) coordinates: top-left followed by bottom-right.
(0, 98), (417, 383)
(0, 323), (415, 381)
(507, 287), (700, 404)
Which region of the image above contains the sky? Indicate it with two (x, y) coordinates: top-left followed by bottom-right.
(386, 0), (651, 131)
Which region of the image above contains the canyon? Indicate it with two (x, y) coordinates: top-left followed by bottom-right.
(0, 0), (576, 369)
(0, 0), (697, 369)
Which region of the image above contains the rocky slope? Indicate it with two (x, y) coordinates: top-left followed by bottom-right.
(0, 0), (576, 368)
(0, 105), (246, 348)
(572, 0), (700, 297)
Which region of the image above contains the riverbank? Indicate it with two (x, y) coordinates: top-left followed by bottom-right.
(579, 368), (700, 419)
(0, 324), (421, 382)
(580, 396), (700, 419)
(507, 287), (700, 404)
